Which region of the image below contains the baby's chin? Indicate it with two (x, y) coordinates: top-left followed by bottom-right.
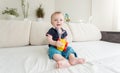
(55, 26), (62, 29)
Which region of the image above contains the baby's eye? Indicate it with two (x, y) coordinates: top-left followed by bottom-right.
(54, 19), (58, 21)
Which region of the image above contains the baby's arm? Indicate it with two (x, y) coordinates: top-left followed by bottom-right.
(46, 34), (56, 46)
(46, 34), (63, 47)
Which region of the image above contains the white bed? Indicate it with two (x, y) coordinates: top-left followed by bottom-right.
(0, 41), (120, 73)
(1, 20), (120, 73)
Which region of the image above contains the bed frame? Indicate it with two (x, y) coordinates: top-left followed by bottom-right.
(101, 31), (120, 43)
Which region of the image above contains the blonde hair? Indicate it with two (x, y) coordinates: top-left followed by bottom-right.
(51, 12), (63, 20)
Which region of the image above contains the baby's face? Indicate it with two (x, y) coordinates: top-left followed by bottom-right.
(51, 14), (64, 29)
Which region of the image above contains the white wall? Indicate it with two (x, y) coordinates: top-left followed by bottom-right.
(55, 0), (91, 23)
(0, 0), (117, 31)
(92, 0), (114, 31)
(1, 0), (120, 31)
(113, 0), (120, 30)
(0, 0), (55, 21)
(0, 0), (91, 22)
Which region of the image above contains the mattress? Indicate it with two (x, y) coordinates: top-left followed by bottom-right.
(93, 55), (120, 73)
(70, 41), (120, 73)
(70, 41), (120, 61)
(0, 41), (120, 73)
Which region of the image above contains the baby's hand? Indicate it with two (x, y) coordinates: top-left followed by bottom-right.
(56, 41), (63, 47)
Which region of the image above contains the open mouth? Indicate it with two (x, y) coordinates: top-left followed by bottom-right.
(57, 24), (61, 26)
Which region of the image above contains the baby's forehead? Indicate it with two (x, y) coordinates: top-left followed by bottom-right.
(52, 14), (64, 18)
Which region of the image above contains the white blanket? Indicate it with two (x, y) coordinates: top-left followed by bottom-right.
(92, 55), (120, 73)
(0, 41), (120, 73)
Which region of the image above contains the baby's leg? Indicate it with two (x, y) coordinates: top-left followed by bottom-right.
(53, 54), (71, 68)
(69, 54), (85, 65)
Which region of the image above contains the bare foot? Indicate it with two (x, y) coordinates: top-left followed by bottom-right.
(69, 58), (85, 65)
(56, 59), (71, 68)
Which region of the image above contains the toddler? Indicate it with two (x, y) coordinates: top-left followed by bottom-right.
(46, 12), (85, 68)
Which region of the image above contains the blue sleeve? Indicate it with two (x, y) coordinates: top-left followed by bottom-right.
(46, 28), (54, 36)
(62, 30), (67, 38)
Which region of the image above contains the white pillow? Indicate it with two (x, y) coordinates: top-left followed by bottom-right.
(30, 21), (51, 45)
(0, 20), (31, 48)
(68, 22), (101, 42)
(30, 21), (72, 45)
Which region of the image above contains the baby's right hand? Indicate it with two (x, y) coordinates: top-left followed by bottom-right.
(56, 41), (63, 47)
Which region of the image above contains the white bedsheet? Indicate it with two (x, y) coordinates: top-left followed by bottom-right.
(0, 46), (94, 73)
(0, 46), (48, 73)
(90, 55), (120, 73)
(70, 41), (120, 61)
(0, 41), (120, 73)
